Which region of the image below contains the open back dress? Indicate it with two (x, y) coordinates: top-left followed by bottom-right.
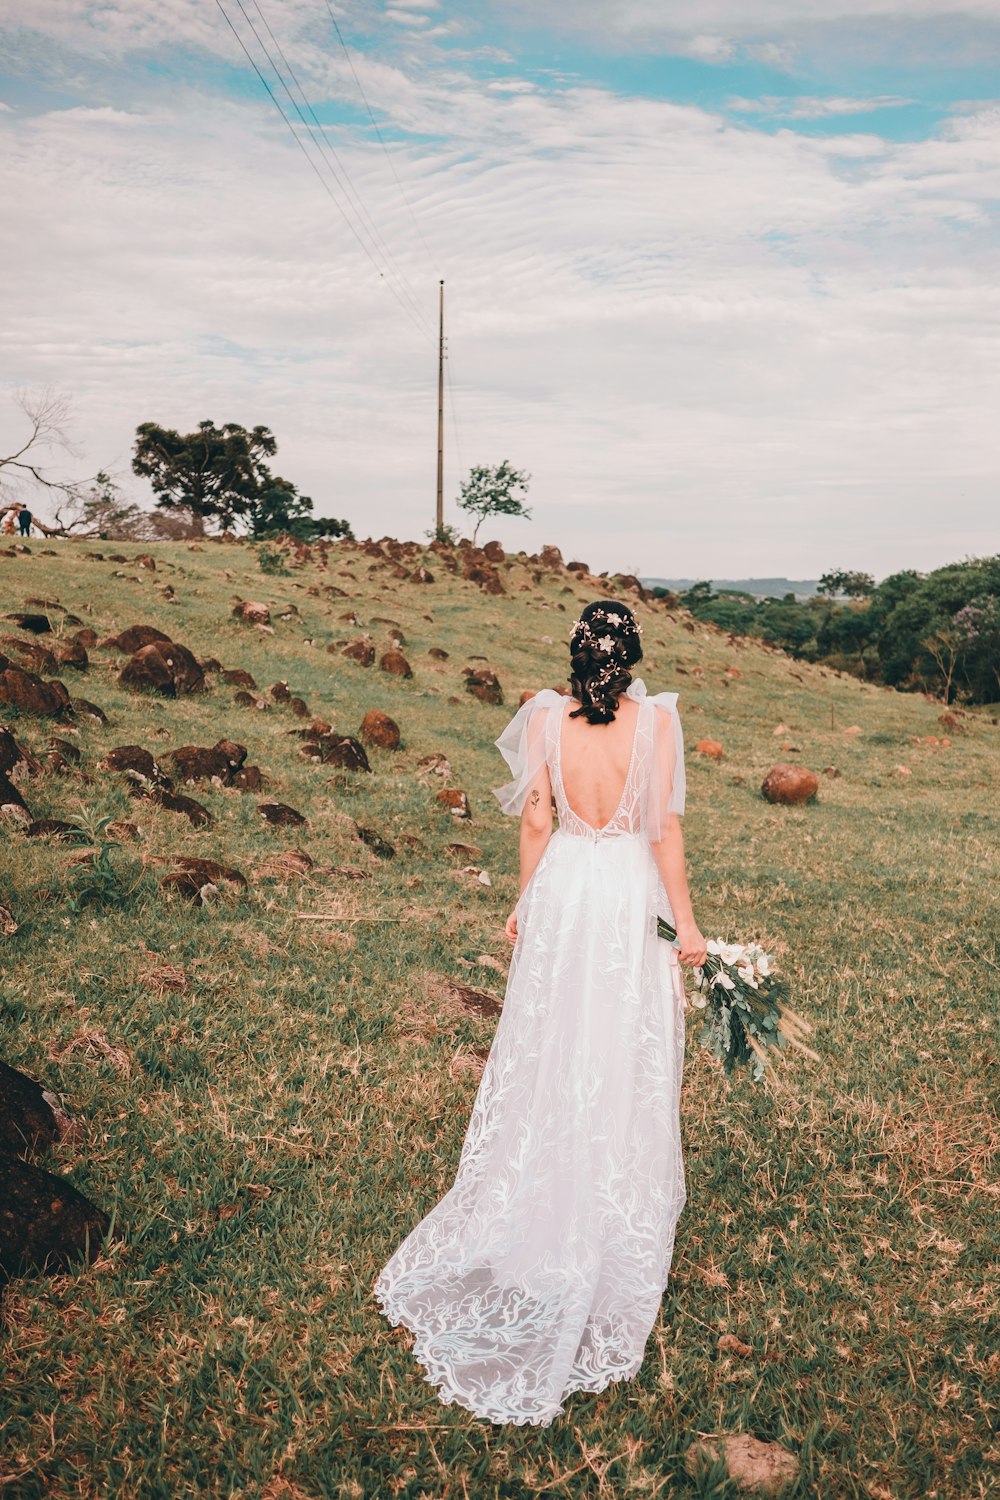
(375, 679), (688, 1426)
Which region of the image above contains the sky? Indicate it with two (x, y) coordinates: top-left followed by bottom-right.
(1, 0), (998, 578)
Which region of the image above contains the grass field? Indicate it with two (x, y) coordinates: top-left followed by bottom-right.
(1, 536), (998, 1499)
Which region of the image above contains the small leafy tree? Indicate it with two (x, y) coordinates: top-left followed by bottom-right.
(132, 420), (279, 534)
(456, 461), (531, 544)
(251, 477), (315, 540)
(818, 569), (876, 599)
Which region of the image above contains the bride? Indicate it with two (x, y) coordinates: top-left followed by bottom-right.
(376, 600), (706, 1426)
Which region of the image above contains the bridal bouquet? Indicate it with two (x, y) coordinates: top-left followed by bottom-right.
(658, 920), (818, 1082)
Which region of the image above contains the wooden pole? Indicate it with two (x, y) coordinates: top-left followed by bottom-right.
(436, 279), (445, 535)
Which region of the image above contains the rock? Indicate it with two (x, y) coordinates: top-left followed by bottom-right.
(231, 600), (271, 626)
(317, 735), (370, 772)
(685, 1434), (798, 1496)
(106, 820), (140, 841)
(99, 624), (171, 653)
(167, 739), (247, 784)
(69, 698), (107, 724)
(0, 1062), (62, 1155)
(518, 689), (537, 707)
(761, 765), (819, 806)
(50, 638), (88, 670)
(233, 689), (269, 710)
(538, 544), (563, 568)
(894, 764), (912, 777)
(843, 725), (862, 737)
(938, 711), (962, 731)
(379, 649), (413, 678)
(221, 668), (257, 688)
(289, 697), (309, 718)
(417, 752), (452, 779)
(1, 636), (57, 674)
(566, 559), (589, 573)
(446, 842), (482, 859)
(437, 788), (472, 819)
(482, 540), (505, 563)
(99, 744), (171, 790)
(359, 709), (401, 750)
(822, 765), (840, 778)
(154, 790), (213, 826)
(465, 668), (503, 706)
(160, 856), (247, 898)
(232, 766), (265, 792)
(4, 613), (50, 634)
(696, 739), (724, 760)
(342, 638), (375, 667)
(355, 826), (396, 860)
(256, 849), (314, 879)
(0, 904), (18, 935)
(0, 667), (70, 717)
(270, 681), (291, 703)
(119, 641), (204, 696)
(464, 564), (506, 595)
(0, 770), (31, 824)
(73, 627), (98, 649)
(46, 736), (80, 766)
(409, 566), (434, 583)
(134, 553), (156, 570)
(428, 647), (449, 661)
(258, 801), (307, 827)
(446, 980), (502, 1019)
(0, 726), (40, 778)
(25, 819), (79, 839)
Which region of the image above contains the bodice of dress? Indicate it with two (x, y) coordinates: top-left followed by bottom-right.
(549, 695), (651, 841)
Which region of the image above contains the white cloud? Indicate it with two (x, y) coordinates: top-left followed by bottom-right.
(0, 23), (998, 575)
(730, 94), (914, 118)
(669, 34), (736, 63)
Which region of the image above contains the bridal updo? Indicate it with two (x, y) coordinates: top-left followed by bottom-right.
(568, 601), (643, 725)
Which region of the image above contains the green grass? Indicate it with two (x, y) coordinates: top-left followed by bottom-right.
(1, 536), (998, 1499)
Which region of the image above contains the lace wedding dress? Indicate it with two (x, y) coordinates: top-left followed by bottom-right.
(375, 680), (688, 1425)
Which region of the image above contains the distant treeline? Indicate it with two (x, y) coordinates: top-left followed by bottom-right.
(653, 558), (1000, 705)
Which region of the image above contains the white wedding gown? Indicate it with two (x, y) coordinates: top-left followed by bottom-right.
(375, 680), (688, 1425)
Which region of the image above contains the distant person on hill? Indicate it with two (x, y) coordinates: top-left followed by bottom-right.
(1, 507), (17, 536)
(17, 505), (32, 537)
(376, 599), (706, 1426)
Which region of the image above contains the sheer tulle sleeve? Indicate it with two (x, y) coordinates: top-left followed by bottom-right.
(493, 689), (562, 815)
(643, 692), (686, 842)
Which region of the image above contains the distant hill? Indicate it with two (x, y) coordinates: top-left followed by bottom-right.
(642, 576), (823, 599)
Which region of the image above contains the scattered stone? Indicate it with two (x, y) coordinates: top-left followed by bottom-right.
(0, 667), (70, 717)
(231, 600), (271, 626)
(417, 752), (451, 779)
(106, 820), (140, 841)
(270, 681), (291, 703)
(437, 788), (472, 820)
(428, 647), (449, 660)
(0, 636), (56, 674)
(45, 737), (80, 766)
(73, 627), (98, 649)
(232, 765), (265, 792)
(221, 668), (257, 688)
(409, 566), (434, 583)
(154, 790), (213, 827)
(289, 697), (310, 718)
(234, 689), (269, 710)
(843, 725), (862, 737)
(167, 739), (247, 784)
(0, 771), (31, 824)
(566, 559), (589, 573)
(0, 726), (40, 778)
(518, 689), (537, 707)
(134, 553), (156, 571)
(256, 849), (314, 879)
(355, 826), (396, 860)
(483, 540), (505, 563)
(317, 735), (370, 772)
(446, 842), (482, 859)
(342, 638), (375, 667)
(894, 764), (912, 777)
(761, 765), (819, 806)
(258, 801), (307, 828)
(696, 739), (724, 760)
(446, 980), (502, 1019)
(99, 625), (172, 653)
(4, 613), (50, 634)
(69, 698), (107, 724)
(119, 640), (204, 696)
(98, 745), (171, 790)
(379, 649), (413, 678)
(160, 857), (248, 904)
(360, 709), (401, 750)
(51, 638), (88, 670)
(465, 668), (503, 706)
(0, 903), (18, 936)
(822, 765), (840, 778)
(685, 1434), (798, 1496)
(25, 819), (79, 839)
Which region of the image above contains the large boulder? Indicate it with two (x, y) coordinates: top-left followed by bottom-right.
(761, 764), (819, 806)
(154, 790), (213, 826)
(258, 801), (307, 828)
(359, 709), (400, 750)
(221, 668), (257, 689)
(99, 625), (171, 654)
(4, 613), (51, 634)
(119, 641), (204, 696)
(316, 734), (371, 772)
(98, 744), (172, 790)
(167, 739), (247, 784)
(379, 649), (413, 678)
(0, 667), (70, 717)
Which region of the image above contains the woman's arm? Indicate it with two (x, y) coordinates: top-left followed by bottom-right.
(504, 766), (553, 943)
(650, 814), (707, 965)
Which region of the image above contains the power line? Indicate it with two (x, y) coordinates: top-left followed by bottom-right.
(244, 0), (435, 339)
(322, 0), (440, 278)
(214, 0), (431, 343)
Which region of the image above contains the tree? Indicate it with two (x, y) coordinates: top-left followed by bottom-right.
(818, 569), (876, 599)
(456, 461), (531, 544)
(0, 388), (102, 528)
(250, 477), (316, 540)
(132, 420), (279, 535)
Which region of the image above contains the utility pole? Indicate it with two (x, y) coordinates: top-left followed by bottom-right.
(436, 279), (445, 536)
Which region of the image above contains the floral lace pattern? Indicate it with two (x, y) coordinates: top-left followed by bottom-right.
(375, 687), (688, 1426)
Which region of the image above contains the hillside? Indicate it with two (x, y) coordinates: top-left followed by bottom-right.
(1, 535), (998, 1499)
(643, 577), (825, 599)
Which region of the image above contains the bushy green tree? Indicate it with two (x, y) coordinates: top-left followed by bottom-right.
(133, 420), (278, 534)
(457, 461), (531, 544)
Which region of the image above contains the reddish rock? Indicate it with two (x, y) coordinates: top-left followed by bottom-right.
(409, 566), (434, 583)
(342, 638), (375, 667)
(539, 545), (563, 569)
(258, 801), (307, 828)
(154, 790), (213, 826)
(1, 636), (56, 674)
(160, 856), (246, 903)
(73, 627), (98, 649)
(25, 818), (78, 839)
(355, 825), (395, 859)
(0, 668), (70, 717)
(518, 689), (537, 707)
(269, 681), (291, 703)
(465, 668), (503, 706)
(359, 709), (401, 750)
(233, 689), (269, 710)
(134, 554), (156, 571)
(4, 613), (50, 634)
(0, 770), (31, 824)
(482, 540), (505, 563)
(221, 668), (257, 689)
(0, 727), (40, 778)
(119, 641), (204, 696)
(379, 649), (413, 678)
(232, 765), (265, 792)
(100, 625), (171, 653)
(696, 739), (724, 760)
(761, 764), (820, 806)
(289, 697), (309, 718)
(317, 734), (371, 772)
(69, 698), (107, 724)
(566, 559), (589, 573)
(231, 600), (271, 626)
(938, 711), (962, 731)
(437, 788), (472, 819)
(51, 639), (88, 671)
(99, 745), (172, 790)
(167, 739), (247, 784)
(428, 647), (449, 661)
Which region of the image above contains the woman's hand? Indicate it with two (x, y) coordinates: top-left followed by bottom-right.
(504, 909), (518, 944)
(675, 923), (707, 967)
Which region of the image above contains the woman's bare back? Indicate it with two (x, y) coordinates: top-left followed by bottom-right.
(558, 695), (641, 831)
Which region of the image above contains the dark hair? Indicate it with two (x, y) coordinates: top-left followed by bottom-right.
(568, 600), (643, 725)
